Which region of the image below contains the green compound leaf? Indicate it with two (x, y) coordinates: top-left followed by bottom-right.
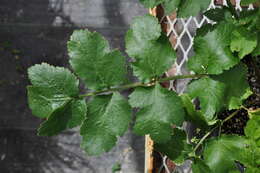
(241, 116), (260, 170)
(68, 30), (126, 90)
(112, 162), (121, 173)
(203, 135), (248, 173)
(187, 22), (240, 75)
(162, 0), (181, 15)
(38, 99), (87, 136)
(181, 94), (216, 128)
(129, 83), (185, 142)
(241, 0), (260, 5)
(80, 92), (131, 155)
(126, 15), (176, 82)
(131, 35), (175, 81)
(230, 27), (257, 59)
(139, 0), (211, 17)
(248, 108), (260, 119)
(154, 128), (192, 164)
(187, 77), (225, 121)
(125, 15), (161, 58)
(187, 63), (251, 119)
(139, 0), (164, 8)
(162, 0), (211, 17)
(27, 86), (71, 118)
(195, 24), (216, 37)
(27, 63), (79, 118)
(200, 117), (260, 173)
(238, 9), (259, 28)
(192, 159), (211, 173)
(177, 0), (211, 18)
(245, 168), (260, 173)
(204, 7), (233, 22)
(202, 133), (260, 173)
(212, 63), (252, 110)
(252, 33), (260, 56)
(245, 115), (260, 146)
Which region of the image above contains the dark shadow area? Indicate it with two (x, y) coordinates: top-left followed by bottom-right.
(1, 0), (56, 24)
(103, 0), (127, 50)
(0, 1), (74, 172)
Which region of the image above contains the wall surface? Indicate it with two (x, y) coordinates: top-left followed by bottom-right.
(0, 0), (146, 172)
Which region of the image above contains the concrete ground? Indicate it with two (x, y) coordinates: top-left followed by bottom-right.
(0, 0), (147, 172)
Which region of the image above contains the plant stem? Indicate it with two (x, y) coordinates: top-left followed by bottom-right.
(192, 126), (218, 153)
(158, 74), (207, 83)
(241, 105), (249, 111)
(193, 109), (240, 153)
(79, 82), (149, 98)
(79, 74), (206, 98)
(221, 109), (240, 125)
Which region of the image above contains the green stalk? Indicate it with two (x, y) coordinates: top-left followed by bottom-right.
(192, 127), (217, 153)
(158, 74), (207, 83)
(79, 82), (148, 98)
(192, 109), (240, 153)
(79, 74), (206, 98)
(221, 109), (240, 125)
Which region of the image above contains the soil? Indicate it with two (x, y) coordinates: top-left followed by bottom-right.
(218, 109), (249, 135)
(219, 55), (260, 135)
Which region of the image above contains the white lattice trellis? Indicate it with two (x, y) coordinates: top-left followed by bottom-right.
(165, 0), (255, 93)
(146, 0), (256, 173)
